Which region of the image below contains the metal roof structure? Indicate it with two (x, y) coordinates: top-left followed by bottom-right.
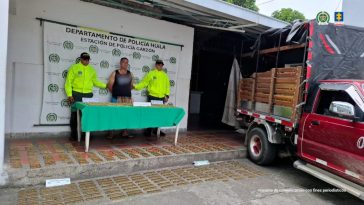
(81, 0), (289, 36)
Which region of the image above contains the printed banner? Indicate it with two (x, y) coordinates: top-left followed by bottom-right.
(40, 21), (181, 124)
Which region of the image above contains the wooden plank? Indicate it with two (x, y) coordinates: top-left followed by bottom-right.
(242, 79), (254, 84)
(241, 84), (253, 91)
(276, 78), (298, 84)
(242, 91), (253, 96)
(255, 97), (269, 103)
(275, 84), (296, 90)
(240, 90), (251, 96)
(276, 67), (302, 72)
(242, 78), (254, 81)
(242, 80), (253, 85)
(242, 89), (253, 94)
(256, 78), (271, 84)
(241, 93), (253, 98)
(274, 100), (293, 107)
(255, 87), (270, 93)
(256, 83), (270, 89)
(238, 79), (243, 107)
(256, 92), (269, 98)
(291, 67), (303, 121)
(242, 78), (254, 83)
(242, 86), (253, 91)
(256, 72), (272, 78)
(260, 45), (306, 55)
(242, 85), (253, 90)
(274, 95), (294, 102)
(241, 89), (252, 94)
(241, 96), (253, 101)
(240, 93), (253, 97)
(268, 68), (276, 114)
(251, 73), (256, 107)
(241, 95), (253, 100)
(275, 86), (296, 91)
(238, 81), (242, 105)
(241, 91), (252, 97)
(242, 81), (253, 85)
(241, 44), (306, 57)
(242, 82), (253, 87)
(275, 89), (296, 95)
(241, 87), (252, 92)
(241, 88), (252, 92)
(276, 73), (298, 78)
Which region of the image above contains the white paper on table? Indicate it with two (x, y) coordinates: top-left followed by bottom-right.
(133, 102), (152, 107)
(82, 97), (99, 103)
(46, 178), (71, 188)
(151, 100), (164, 105)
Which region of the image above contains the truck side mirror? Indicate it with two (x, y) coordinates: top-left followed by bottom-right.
(329, 101), (356, 120)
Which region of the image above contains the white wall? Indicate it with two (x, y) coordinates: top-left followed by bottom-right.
(6, 0), (194, 134)
(342, 0), (364, 28)
(1, 0), (9, 179)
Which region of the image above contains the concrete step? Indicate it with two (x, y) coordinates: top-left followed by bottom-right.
(8, 149), (246, 187)
(5, 131), (246, 187)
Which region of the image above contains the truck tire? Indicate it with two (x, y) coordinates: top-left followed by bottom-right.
(247, 127), (277, 165)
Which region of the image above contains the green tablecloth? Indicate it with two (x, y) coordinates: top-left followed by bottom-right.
(73, 102), (185, 132)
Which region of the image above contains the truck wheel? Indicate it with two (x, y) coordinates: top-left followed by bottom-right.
(247, 127), (277, 165)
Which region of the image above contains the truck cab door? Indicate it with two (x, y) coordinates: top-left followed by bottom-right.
(299, 88), (364, 185)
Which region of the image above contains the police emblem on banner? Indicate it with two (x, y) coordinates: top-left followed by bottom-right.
(316, 11), (330, 25)
(48, 84), (59, 93)
(169, 57), (176, 64)
(63, 41), (74, 50)
(133, 52), (141, 60)
(61, 99), (70, 107)
(49, 53), (60, 63)
(62, 70), (68, 78)
(89, 45), (99, 54)
(142, 65), (150, 73)
(170, 80), (175, 87)
(99, 88), (109, 96)
(46, 113), (58, 122)
(100, 60), (109, 69)
(152, 55), (159, 61)
(112, 48), (121, 56)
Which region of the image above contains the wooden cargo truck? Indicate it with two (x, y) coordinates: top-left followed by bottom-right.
(238, 66), (304, 127)
(236, 20), (364, 199)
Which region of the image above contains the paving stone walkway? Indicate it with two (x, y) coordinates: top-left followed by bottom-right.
(17, 160), (265, 205)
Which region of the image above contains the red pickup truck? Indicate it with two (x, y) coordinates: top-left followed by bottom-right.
(237, 20), (364, 199)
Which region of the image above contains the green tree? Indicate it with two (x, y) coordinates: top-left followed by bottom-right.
(224, 0), (259, 12)
(271, 8), (305, 23)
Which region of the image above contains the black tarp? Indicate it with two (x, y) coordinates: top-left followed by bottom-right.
(250, 20), (308, 54)
(306, 21), (364, 111)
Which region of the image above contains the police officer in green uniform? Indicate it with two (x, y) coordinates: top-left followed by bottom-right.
(134, 60), (170, 136)
(65, 52), (107, 141)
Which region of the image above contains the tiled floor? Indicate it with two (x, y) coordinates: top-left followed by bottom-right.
(17, 160), (264, 205)
(7, 131), (245, 170)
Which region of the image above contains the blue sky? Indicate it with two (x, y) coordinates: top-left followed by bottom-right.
(256, 0), (343, 22)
